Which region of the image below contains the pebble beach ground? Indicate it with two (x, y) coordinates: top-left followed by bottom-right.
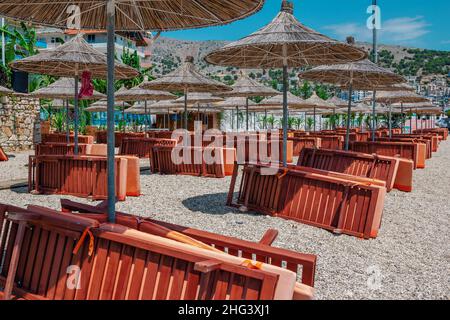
(0, 142), (449, 300)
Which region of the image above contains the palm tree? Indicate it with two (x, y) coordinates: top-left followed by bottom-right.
(306, 117), (314, 131)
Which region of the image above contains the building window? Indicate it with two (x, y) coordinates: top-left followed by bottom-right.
(87, 34), (96, 43)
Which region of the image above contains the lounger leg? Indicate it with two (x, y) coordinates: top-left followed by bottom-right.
(3, 222), (26, 300)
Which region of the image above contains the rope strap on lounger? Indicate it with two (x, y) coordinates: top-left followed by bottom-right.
(241, 260), (263, 270)
(73, 227), (95, 257)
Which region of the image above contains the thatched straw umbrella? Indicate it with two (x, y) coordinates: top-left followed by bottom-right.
(216, 96), (260, 131)
(174, 92), (223, 123)
(31, 77), (105, 142)
(218, 73), (278, 130)
(205, 1), (366, 165)
(86, 99), (130, 112)
(115, 84), (175, 131)
(299, 51), (405, 149)
(390, 102), (436, 133)
(363, 90), (429, 136)
(0, 0), (265, 223)
(301, 93), (336, 132)
(143, 56), (231, 129)
(10, 35), (137, 154)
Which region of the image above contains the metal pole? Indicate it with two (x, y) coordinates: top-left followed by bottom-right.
(231, 109), (234, 130)
(282, 65), (288, 166)
(410, 108), (413, 133)
(236, 106), (239, 131)
(106, 0), (116, 223)
(1, 17), (5, 66)
(74, 75), (79, 155)
(388, 104), (392, 138)
(66, 99), (70, 143)
(371, 0), (378, 142)
(246, 98), (249, 131)
(400, 102), (404, 133)
(144, 100), (148, 131)
(184, 90), (188, 130)
(415, 108), (418, 133)
(345, 83), (353, 150)
(264, 109), (267, 130)
(313, 107), (316, 132)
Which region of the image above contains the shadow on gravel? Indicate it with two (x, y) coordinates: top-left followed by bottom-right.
(182, 192), (241, 215)
(10, 185), (29, 194)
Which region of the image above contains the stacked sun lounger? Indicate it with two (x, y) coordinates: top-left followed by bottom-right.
(0, 200), (317, 300)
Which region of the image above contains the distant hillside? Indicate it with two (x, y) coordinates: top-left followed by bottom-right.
(149, 37), (450, 79)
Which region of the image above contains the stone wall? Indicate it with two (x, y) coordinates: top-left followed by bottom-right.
(0, 95), (40, 152)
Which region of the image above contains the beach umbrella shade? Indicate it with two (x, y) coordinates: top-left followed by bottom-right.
(301, 93), (337, 132)
(86, 99), (130, 112)
(115, 84), (176, 131)
(299, 55), (405, 149)
(31, 77), (106, 141)
(10, 34), (138, 155)
(327, 96), (349, 108)
(143, 56), (231, 129)
(218, 73), (278, 130)
(364, 90), (430, 136)
(0, 0), (266, 224)
(205, 0), (366, 165)
(174, 92), (224, 123)
(216, 96), (260, 131)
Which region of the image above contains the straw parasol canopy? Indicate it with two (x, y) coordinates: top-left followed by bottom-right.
(10, 34), (138, 155)
(363, 90), (430, 104)
(219, 73), (278, 98)
(48, 99), (74, 109)
(205, 1), (366, 165)
(300, 59), (405, 91)
(299, 52), (405, 148)
(144, 56), (231, 129)
(10, 35), (138, 79)
(30, 78), (105, 100)
(205, 1), (366, 68)
(0, 1), (265, 32)
(0, 85), (13, 95)
(363, 90), (430, 136)
(217, 97), (259, 110)
(258, 92), (308, 109)
(327, 96), (349, 108)
(217, 72), (278, 130)
(86, 99), (130, 112)
(115, 84), (175, 102)
(174, 92), (223, 104)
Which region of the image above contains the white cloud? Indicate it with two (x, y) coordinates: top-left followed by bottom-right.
(323, 16), (430, 45)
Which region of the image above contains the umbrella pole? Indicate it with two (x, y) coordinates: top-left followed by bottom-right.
(415, 108), (418, 133)
(409, 108), (412, 133)
(253, 112), (256, 131)
(184, 89), (188, 130)
(371, 90), (377, 141)
(345, 83), (353, 151)
(400, 102), (404, 134)
(231, 109), (234, 130)
(236, 106), (239, 132)
(66, 99), (70, 143)
(106, 0), (116, 223)
(246, 97), (249, 132)
(264, 109), (267, 130)
(282, 64), (288, 167)
(313, 107), (316, 132)
(74, 75), (79, 155)
(144, 100), (148, 132)
(388, 104), (392, 138)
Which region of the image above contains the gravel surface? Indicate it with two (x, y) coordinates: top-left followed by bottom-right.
(0, 142), (449, 300)
(0, 150), (33, 181)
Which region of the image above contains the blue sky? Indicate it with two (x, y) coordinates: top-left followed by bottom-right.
(163, 0), (450, 51)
